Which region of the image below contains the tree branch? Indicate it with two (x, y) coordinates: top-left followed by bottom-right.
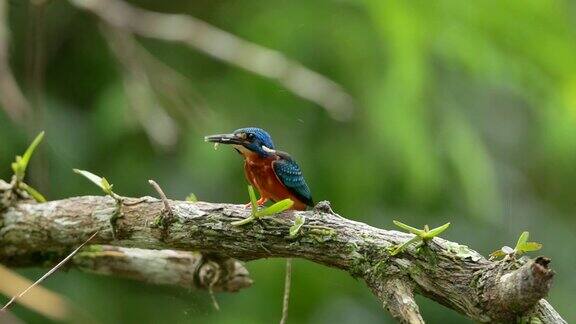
(369, 277), (424, 324)
(488, 257), (554, 316)
(0, 0), (32, 125)
(1, 244), (252, 294)
(67, 0), (355, 121)
(100, 25), (179, 150)
(72, 245), (252, 292)
(0, 196), (566, 323)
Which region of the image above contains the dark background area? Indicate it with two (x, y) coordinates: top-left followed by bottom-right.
(1, 0), (575, 322)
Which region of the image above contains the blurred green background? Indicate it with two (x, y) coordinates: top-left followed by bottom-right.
(1, 0), (576, 323)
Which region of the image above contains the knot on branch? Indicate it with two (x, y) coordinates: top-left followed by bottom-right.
(198, 260), (220, 288)
(483, 256), (555, 322)
(0, 180), (10, 213)
(0, 179), (33, 213)
(197, 257), (252, 293)
(313, 200), (335, 214)
(0, 180), (11, 192)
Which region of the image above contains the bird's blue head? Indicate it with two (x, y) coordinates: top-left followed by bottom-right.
(205, 127), (276, 157)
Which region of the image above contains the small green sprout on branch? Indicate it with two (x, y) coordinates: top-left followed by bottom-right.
(289, 215), (305, 238)
(489, 231), (542, 260)
(186, 193), (198, 202)
(18, 183), (46, 203)
(231, 185), (294, 226)
(9, 131), (46, 202)
(390, 221), (450, 256)
(73, 169), (121, 201)
(11, 131), (44, 181)
(73, 169), (123, 237)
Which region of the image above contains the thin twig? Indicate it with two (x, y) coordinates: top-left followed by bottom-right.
(208, 286), (220, 311)
(68, 0), (355, 121)
(101, 25), (178, 150)
(198, 260), (222, 311)
(280, 258), (292, 324)
(0, 0), (32, 124)
(134, 36), (210, 129)
(1, 231), (99, 311)
(148, 179), (172, 215)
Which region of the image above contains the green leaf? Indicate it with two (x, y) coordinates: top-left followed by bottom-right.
(490, 246), (513, 259)
(232, 189), (293, 226)
(390, 236), (422, 256)
(512, 231), (542, 255)
(20, 131), (45, 173)
(231, 216), (256, 226)
(74, 169), (115, 196)
(19, 182), (46, 202)
(489, 246), (515, 260)
(289, 215), (305, 238)
(392, 220), (425, 236)
(491, 232), (543, 259)
(423, 222), (450, 239)
(247, 185), (258, 216)
(100, 177), (113, 195)
(74, 169), (104, 188)
(12, 131), (45, 180)
(520, 242), (542, 252)
(489, 249), (506, 260)
(11, 160), (20, 177)
(256, 199), (294, 217)
(514, 231), (529, 251)
(186, 193), (198, 202)
(391, 220), (450, 255)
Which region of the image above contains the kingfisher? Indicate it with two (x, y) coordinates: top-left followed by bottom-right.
(205, 127), (313, 211)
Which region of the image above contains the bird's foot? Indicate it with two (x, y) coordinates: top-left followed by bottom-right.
(235, 197), (270, 226)
(244, 197), (268, 208)
(257, 197), (268, 206)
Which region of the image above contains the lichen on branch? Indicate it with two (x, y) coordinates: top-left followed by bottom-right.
(0, 195), (566, 323)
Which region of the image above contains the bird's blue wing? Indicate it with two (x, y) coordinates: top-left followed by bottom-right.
(273, 156), (313, 207)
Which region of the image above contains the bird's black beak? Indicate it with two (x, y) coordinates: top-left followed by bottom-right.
(204, 133), (246, 145)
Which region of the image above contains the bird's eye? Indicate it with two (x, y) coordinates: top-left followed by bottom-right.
(246, 133), (255, 141)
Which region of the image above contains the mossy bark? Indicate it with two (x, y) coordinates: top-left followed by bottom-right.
(0, 195), (566, 323)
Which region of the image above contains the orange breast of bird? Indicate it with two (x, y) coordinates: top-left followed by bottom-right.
(243, 154), (307, 211)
